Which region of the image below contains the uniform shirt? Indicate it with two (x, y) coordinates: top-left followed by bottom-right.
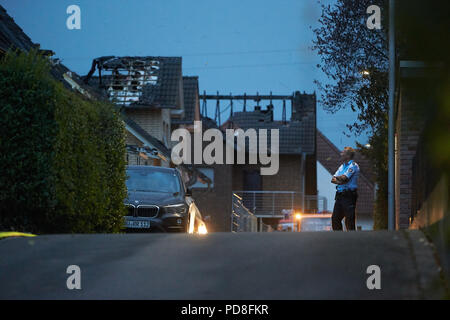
(334, 160), (360, 192)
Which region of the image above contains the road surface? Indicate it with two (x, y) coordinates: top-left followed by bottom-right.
(0, 231), (446, 299)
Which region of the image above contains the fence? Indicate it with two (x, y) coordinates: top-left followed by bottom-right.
(231, 193), (258, 232)
(305, 195), (328, 213)
(231, 191), (329, 232)
(232, 191), (328, 216)
(232, 191), (304, 217)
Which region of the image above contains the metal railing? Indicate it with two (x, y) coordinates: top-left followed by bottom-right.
(231, 193), (258, 232)
(231, 191), (330, 232)
(232, 191), (304, 217)
(304, 195), (328, 213)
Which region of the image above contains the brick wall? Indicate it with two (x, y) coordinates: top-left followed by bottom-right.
(188, 140), (308, 232)
(395, 84), (424, 229)
(186, 127), (234, 232)
(232, 156), (306, 214)
(305, 154), (317, 196)
(192, 163), (233, 233)
(232, 156), (303, 194)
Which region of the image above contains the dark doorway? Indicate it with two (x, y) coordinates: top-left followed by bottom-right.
(243, 169), (262, 191)
(243, 170), (262, 211)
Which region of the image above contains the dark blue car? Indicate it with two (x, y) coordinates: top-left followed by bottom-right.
(124, 165), (207, 234)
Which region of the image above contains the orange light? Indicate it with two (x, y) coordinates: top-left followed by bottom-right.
(295, 213), (302, 220)
(198, 223), (208, 235)
(188, 208), (195, 234)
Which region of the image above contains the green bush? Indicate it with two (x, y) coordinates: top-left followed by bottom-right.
(0, 50), (127, 233)
(358, 125), (388, 230)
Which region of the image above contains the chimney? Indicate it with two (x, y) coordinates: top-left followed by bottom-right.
(267, 104), (274, 122)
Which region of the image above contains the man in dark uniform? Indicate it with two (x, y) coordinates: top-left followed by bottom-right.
(331, 147), (360, 231)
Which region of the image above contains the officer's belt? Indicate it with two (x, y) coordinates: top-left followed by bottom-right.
(336, 189), (358, 197)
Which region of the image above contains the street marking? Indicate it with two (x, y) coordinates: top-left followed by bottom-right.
(0, 232), (36, 239)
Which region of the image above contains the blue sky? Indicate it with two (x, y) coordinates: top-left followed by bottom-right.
(1, 0), (369, 209)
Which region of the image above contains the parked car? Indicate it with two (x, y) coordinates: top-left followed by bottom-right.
(124, 165), (207, 234)
(277, 213), (332, 232)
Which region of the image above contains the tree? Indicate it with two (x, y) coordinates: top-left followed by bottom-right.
(312, 0), (389, 228)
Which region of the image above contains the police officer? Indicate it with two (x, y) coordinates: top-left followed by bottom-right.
(331, 147), (360, 231)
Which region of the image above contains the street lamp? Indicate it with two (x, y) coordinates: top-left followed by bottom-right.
(361, 70), (370, 76)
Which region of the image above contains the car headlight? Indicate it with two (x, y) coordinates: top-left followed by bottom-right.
(164, 203), (188, 215)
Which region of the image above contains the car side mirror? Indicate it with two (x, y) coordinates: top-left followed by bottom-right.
(185, 187), (192, 197)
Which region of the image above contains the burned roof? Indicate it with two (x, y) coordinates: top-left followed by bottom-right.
(172, 76), (199, 125)
(0, 5), (35, 53)
(224, 106), (316, 155)
(85, 56), (183, 109)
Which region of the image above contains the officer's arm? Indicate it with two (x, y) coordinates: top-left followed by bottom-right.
(335, 175), (349, 184)
(341, 164), (357, 182)
(331, 168), (341, 184)
(331, 175), (348, 184)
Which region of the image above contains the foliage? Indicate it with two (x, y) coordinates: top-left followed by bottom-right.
(312, 0), (389, 228)
(312, 0), (388, 134)
(0, 50), (127, 233)
(357, 127), (388, 229)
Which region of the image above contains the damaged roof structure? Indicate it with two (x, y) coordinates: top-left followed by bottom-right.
(84, 55), (184, 110)
(0, 5), (211, 187)
(83, 55), (211, 186)
(172, 76), (200, 125)
(0, 5), (170, 162)
(221, 91), (316, 155)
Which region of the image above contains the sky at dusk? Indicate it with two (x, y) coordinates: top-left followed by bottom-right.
(1, 0), (371, 211)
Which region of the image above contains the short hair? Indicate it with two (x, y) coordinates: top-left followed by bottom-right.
(343, 147), (356, 159)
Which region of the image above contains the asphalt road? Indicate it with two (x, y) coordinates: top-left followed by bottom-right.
(0, 231), (446, 299)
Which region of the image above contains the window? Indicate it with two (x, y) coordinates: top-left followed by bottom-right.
(126, 168), (181, 194)
(191, 168), (214, 188)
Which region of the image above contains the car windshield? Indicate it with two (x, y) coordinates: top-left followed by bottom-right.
(126, 169), (181, 194)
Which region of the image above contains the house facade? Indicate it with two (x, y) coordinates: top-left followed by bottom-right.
(84, 56), (187, 168)
(173, 90), (318, 232)
(395, 61), (448, 230)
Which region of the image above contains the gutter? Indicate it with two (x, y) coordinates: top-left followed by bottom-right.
(63, 72), (92, 99)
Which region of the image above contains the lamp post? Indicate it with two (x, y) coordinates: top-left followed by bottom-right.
(388, 0), (396, 230)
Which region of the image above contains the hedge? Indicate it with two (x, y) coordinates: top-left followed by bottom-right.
(0, 50), (127, 233)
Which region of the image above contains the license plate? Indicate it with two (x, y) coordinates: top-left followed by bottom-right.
(125, 220), (150, 229)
